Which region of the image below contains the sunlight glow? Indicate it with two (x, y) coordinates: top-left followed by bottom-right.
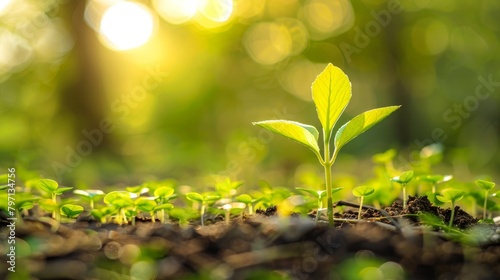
(99, 2), (155, 51)
(153, 0), (197, 24)
(243, 22), (292, 65)
(0, 0), (12, 14)
(198, 0), (233, 23)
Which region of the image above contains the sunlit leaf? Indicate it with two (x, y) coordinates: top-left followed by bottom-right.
(35, 179), (59, 193)
(311, 63), (352, 138)
(60, 204), (84, 218)
(334, 106), (400, 151)
(391, 171), (414, 185)
(475, 179), (496, 191)
(253, 120), (320, 154)
(186, 192), (204, 202)
(436, 188), (465, 203)
(352, 186), (375, 197)
(154, 186), (175, 198)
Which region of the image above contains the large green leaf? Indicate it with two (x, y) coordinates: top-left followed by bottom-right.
(334, 106), (400, 151)
(253, 120), (320, 154)
(311, 63), (352, 138)
(35, 179), (59, 193)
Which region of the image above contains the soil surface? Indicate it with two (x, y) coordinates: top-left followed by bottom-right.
(1, 196), (500, 279)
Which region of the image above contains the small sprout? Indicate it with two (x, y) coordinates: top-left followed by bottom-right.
(104, 191), (135, 225)
(135, 197), (157, 223)
(126, 186), (150, 196)
(214, 176), (244, 198)
(60, 204), (84, 219)
(219, 202), (246, 225)
(34, 179), (73, 219)
(235, 194), (253, 213)
(254, 64), (400, 226)
(475, 179), (496, 219)
(436, 188), (465, 228)
(169, 207), (200, 228)
(296, 187), (343, 223)
(352, 186), (375, 220)
(73, 189), (105, 209)
(186, 192), (220, 226)
(391, 170), (414, 208)
(417, 174), (453, 194)
(154, 186), (176, 223)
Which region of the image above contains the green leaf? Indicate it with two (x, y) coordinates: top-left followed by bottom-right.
(54, 187), (73, 195)
(155, 203), (174, 211)
(436, 188), (465, 203)
(135, 198), (157, 212)
(252, 120), (320, 154)
(296, 187), (321, 198)
(35, 179), (59, 193)
(74, 189), (105, 198)
(311, 63), (352, 138)
(391, 171), (414, 185)
(334, 106), (400, 151)
(475, 179), (495, 191)
(236, 194), (252, 204)
(417, 175), (453, 184)
(154, 186), (175, 198)
(352, 186), (375, 197)
(186, 192), (204, 202)
(104, 191), (133, 205)
(60, 204), (84, 218)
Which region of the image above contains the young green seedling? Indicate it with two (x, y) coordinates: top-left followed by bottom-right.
(154, 186), (176, 223)
(169, 207), (199, 228)
(219, 202), (246, 225)
(103, 191), (136, 225)
(0, 192), (39, 224)
(474, 179), (496, 219)
(436, 188), (465, 228)
(391, 170), (414, 208)
(417, 174), (453, 194)
(73, 189), (105, 209)
(235, 194), (263, 215)
(352, 186), (375, 220)
(186, 192), (220, 226)
(34, 179), (73, 219)
(296, 187), (343, 223)
(254, 63), (400, 226)
(214, 177), (244, 198)
(60, 204), (84, 220)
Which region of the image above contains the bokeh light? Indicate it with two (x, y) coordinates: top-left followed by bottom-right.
(153, 0), (198, 24)
(99, 2), (155, 51)
(0, 0), (12, 14)
(0, 28), (33, 79)
(243, 22), (293, 65)
(198, 0), (233, 23)
(303, 0), (354, 39)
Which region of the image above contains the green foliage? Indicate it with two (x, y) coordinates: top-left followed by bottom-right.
(254, 63), (400, 226)
(352, 186), (375, 220)
(391, 170), (414, 208)
(437, 188), (465, 228)
(475, 179), (496, 218)
(73, 189), (105, 209)
(186, 192), (220, 226)
(60, 204), (84, 219)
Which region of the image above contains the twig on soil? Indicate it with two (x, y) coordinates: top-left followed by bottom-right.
(333, 200), (402, 232)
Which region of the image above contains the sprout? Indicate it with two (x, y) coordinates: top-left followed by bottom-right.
(296, 187), (343, 223)
(103, 191), (136, 225)
(186, 192), (220, 226)
(73, 189), (105, 209)
(417, 174), (453, 194)
(60, 204), (84, 219)
(33, 179), (73, 220)
(391, 170), (414, 208)
(436, 188), (465, 228)
(219, 202), (246, 225)
(352, 186), (375, 220)
(474, 179), (496, 219)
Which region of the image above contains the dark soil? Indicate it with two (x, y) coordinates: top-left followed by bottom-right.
(1, 196), (500, 279)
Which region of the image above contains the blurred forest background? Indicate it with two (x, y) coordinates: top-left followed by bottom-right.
(1, 0), (499, 188)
